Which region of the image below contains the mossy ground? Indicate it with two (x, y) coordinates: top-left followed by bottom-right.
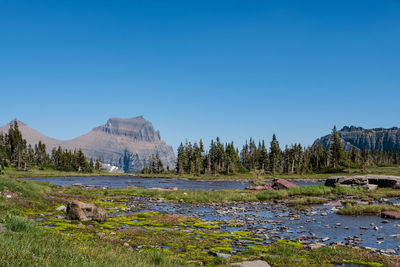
(1, 173), (400, 266)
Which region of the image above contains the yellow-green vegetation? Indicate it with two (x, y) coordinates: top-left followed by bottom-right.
(337, 204), (400, 216)
(263, 244), (395, 267)
(342, 259), (383, 267)
(286, 197), (328, 206)
(0, 214), (187, 267)
(1, 174), (400, 266)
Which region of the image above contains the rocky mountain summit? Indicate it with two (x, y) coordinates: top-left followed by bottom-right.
(0, 117), (176, 173)
(313, 126), (400, 151)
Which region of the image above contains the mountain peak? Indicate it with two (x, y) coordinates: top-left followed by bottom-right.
(340, 126), (364, 132)
(8, 118), (27, 126)
(98, 117), (160, 142)
(0, 116), (175, 173)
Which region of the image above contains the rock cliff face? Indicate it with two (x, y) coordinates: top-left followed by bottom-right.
(313, 126), (400, 151)
(0, 117), (176, 173)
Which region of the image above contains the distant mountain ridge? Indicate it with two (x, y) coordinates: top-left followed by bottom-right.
(313, 126), (400, 151)
(0, 117), (176, 173)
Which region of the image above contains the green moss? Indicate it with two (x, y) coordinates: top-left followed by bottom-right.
(276, 239), (303, 249)
(343, 259), (383, 267)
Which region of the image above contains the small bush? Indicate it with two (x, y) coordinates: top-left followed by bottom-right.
(6, 215), (36, 233)
(151, 249), (166, 265)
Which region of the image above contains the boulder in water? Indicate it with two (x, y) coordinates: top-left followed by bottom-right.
(381, 211), (400, 220)
(246, 179), (299, 190)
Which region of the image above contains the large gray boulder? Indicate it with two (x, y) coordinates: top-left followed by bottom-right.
(325, 175), (400, 189)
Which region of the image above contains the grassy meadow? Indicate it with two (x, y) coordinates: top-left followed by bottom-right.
(1, 167), (400, 266)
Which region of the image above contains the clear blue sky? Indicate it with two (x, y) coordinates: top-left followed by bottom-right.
(1, 0), (399, 151)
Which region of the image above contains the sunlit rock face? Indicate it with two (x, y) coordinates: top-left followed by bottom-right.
(0, 116), (176, 173)
(313, 126), (400, 151)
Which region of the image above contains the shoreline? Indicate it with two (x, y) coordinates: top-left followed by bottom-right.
(4, 166), (400, 183)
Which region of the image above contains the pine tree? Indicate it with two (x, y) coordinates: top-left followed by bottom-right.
(269, 134), (281, 174)
(95, 157), (102, 171)
(176, 143), (187, 174)
(331, 126), (345, 169)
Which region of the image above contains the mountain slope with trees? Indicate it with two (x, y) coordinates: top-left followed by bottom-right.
(142, 126), (400, 176)
(0, 117), (175, 173)
(313, 126), (400, 152)
(0, 121), (99, 173)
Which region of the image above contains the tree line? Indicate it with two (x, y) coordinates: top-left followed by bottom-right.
(143, 126), (400, 175)
(0, 121), (102, 173)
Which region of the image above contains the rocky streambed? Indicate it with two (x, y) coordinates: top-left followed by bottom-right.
(112, 196), (400, 255)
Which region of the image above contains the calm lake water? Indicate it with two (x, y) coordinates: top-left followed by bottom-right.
(23, 176), (323, 190)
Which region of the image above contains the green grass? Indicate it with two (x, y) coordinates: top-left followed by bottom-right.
(1, 166), (130, 179)
(337, 204), (400, 216)
(286, 197), (328, 206)
(3, 165), (400, 183)
(1, 174), (400, 266)
(0, 215), (188, 267)
(4, 215), (36, 233)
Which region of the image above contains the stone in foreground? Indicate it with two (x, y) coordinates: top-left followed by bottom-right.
(66, 200), (107, 222)
(231, 260), (271, 267)
(381, 211), (400, 220)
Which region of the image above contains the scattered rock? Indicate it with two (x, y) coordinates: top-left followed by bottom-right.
(307, 242), (326, 250)
(209, 251), (231, 259)
(231, 260), (271, 267)
(381, 211), (400, 220)
(56, 205), (67, 212)
(96, 232), (106, 238)
(385, 249), (396, 254)
(324, 201), (342, 207)
(273, 179), (300, 189)
(66, 200), (107, 222)
(246, 179), (299, 190)
(365, 184), (378, 191)
(296, 235), (309, 241)
(321, 237), (330, 242)
(0, 190), (18, 199)
(325, 175), (400, 189)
